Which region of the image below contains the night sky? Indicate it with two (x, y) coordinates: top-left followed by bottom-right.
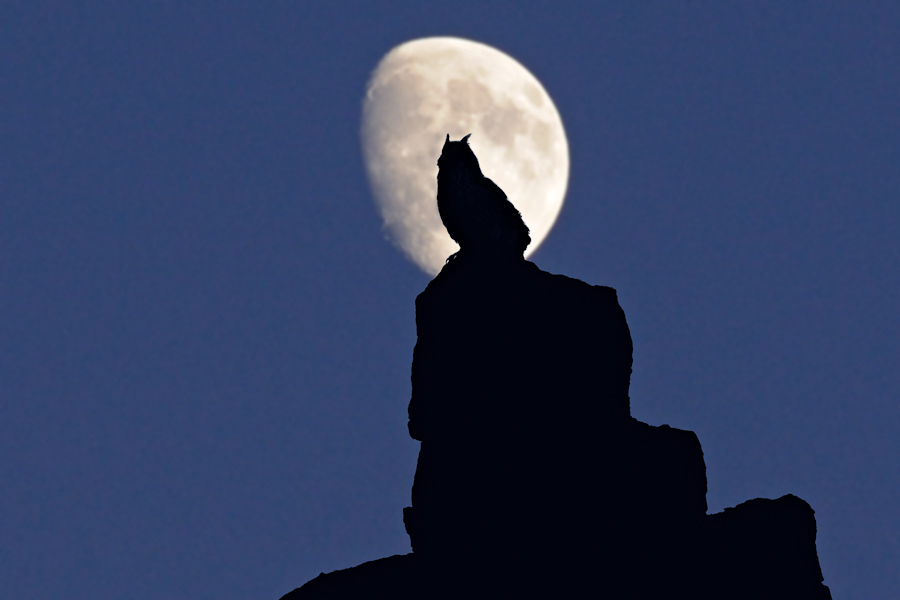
(2, 3), (898, 599)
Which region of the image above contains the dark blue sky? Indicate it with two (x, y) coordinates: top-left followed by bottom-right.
(2, 2), (897, 598)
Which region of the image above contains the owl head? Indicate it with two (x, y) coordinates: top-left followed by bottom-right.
(438, 134), (482, 175)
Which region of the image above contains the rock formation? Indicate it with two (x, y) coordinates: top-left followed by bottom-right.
(280, 252), (832, 599)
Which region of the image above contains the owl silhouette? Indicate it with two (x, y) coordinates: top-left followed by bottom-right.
(437, 134), (531, 260)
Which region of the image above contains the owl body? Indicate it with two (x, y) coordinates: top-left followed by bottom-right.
(437, 135), (531, 259)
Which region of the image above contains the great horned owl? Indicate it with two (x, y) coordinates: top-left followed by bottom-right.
(437, 134), (531, 260)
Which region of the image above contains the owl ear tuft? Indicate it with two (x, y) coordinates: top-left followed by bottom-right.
(461, 133), (472, 143)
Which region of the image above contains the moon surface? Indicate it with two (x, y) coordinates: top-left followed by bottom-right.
(361, 37), (569, 275)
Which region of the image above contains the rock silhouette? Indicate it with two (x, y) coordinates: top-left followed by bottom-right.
(280, 252), (832, 599)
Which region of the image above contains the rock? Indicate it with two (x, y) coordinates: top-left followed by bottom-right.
(406, 255), (635, 564)
(279, 255), (831, 599)
(279, 554), (420, 600)
(703, 494), (833, 599)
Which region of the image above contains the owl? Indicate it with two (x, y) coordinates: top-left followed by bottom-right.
(437, 134), (531, 260)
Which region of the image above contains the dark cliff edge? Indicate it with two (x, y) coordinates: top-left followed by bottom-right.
(281, 255), (832, 599)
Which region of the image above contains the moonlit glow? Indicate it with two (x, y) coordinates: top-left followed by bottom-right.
(361, 37), (570, 275)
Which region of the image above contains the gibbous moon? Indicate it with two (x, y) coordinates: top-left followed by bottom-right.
(361, 37), (569, 275)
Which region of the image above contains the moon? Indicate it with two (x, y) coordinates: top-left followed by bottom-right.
(361, 37), (569, 275)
